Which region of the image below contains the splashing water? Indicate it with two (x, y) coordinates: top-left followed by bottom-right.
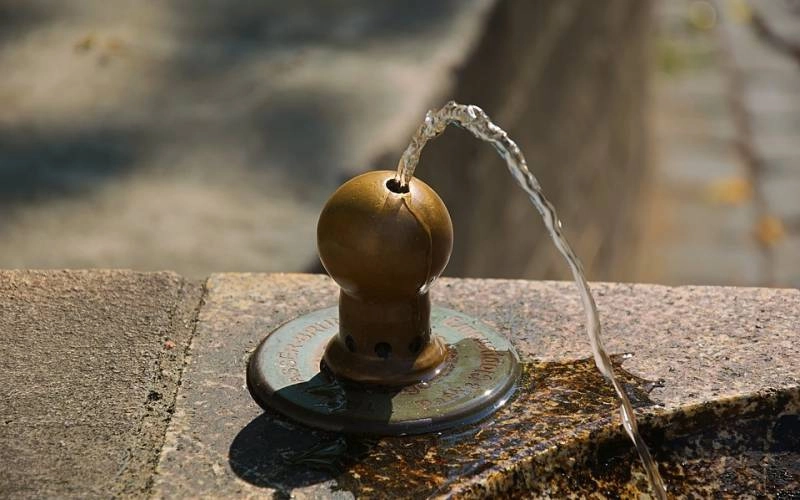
(395, 101), (668, 499)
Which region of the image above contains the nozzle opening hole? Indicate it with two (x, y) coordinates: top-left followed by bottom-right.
(386, 178), (409, 194)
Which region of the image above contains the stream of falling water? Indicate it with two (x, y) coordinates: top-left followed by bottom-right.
(395, 101), (668, 499)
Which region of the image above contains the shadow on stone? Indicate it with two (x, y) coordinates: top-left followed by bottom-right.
(230, 372), (398, 494)
(0, 2), (59, 45)
(228, 413), (374, 494)
(0, 125), (146, 204)
(166, 0), (467, 75)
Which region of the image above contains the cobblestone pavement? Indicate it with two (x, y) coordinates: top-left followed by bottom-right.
(640, 0), (800, 287)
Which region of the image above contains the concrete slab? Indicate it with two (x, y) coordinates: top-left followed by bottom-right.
(0, 0), (496, 277)
(153, 273), (340, 499)
(154, 273), (800, 498)
(0, 270), (202, 499)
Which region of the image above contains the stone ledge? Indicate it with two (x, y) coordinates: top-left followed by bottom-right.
(0, 270), (203, 499)
(1, 270), (797, 497)
(155, 273), (799, 498)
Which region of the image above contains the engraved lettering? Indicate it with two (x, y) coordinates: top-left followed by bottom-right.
(275, 316), (339, 384)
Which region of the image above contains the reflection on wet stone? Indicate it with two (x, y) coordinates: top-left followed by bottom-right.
(232, 357), (659, 498)
(536, 388), (800, 497)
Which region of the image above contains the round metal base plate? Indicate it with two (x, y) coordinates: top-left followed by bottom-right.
(247, 306), (520, 435)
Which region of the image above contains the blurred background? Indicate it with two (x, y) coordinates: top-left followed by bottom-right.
(0, 0), (797, 287)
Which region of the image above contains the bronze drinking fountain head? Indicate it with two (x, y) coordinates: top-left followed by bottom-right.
(247, 101), (666, 496)
(317, 170), (452, 386)
(247, 170), (520, 435)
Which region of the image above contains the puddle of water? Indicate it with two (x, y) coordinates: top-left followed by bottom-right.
(230, 357), (659, 498)
(394, 101), (667, 497)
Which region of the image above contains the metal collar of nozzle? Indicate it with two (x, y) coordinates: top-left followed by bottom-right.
(247, 171), (520, 435)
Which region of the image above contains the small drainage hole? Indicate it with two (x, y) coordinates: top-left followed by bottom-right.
(345, 335), (356, 353)
(386, 178), (409, 194)
(408, 336), (423, 354)
(375, 342), (392, 359)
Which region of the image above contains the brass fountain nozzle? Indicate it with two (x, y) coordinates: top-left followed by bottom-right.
(247, 169), (518, 435)
(317, 170), (453, 386)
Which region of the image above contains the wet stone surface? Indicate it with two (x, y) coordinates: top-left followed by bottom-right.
(529, 388), (800, 498)
(233, 357), (656, 498)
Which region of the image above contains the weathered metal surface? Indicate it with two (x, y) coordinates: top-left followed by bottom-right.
(317, 171), (454, 386)
(247, 306), (519, 435)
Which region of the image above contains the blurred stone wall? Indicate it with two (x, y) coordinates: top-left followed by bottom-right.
(414, 0), (653, 281)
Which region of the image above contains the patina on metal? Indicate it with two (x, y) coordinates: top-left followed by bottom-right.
(317, 170), (453, 385)
(247, 170), (520, 434)
(247, 306), (520, 434)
